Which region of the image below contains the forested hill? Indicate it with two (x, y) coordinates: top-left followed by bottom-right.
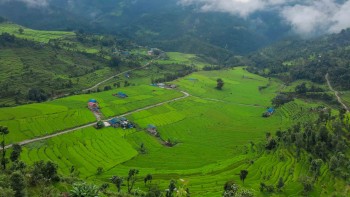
(247, 28), (350, 90)
(0, 0), (289, 56)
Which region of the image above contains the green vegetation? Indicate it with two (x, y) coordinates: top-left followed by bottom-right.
(0, 22), (74, 43)
(1, 18), (350, 196)
(156, 52), (211, 68)
(5, 67), (341, 196)
(248, 28), (350, 91)
(0, 86), (182, 144)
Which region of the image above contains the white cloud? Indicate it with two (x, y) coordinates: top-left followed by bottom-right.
(179, 0), (286, 18)
(0, 0), (49, 7)
(179, 0), (350, 35)
(329, 1), (350, 33)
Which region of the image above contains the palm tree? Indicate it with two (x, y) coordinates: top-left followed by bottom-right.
(0, 126), (9, 170)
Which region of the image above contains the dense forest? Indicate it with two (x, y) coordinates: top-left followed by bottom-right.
(0, 27), (145, 105)
(247, 28), (350, 90)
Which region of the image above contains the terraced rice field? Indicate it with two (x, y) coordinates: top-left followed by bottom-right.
(17, 68), (333, 196)
(0, 85), (182, 144)
(156, 52), (210, 68)
(0, 22), (74, 43)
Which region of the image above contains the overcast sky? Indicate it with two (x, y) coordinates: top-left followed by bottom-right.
(179, 0), (350, 35)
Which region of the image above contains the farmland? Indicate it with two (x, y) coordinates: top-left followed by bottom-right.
(0, 22), (74, 43)
(0, 85), (182, 144)
(17, 68), (333, 196)
(156, 52), (211, 68)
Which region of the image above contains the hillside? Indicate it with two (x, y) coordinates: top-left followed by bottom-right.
(247, 28), (350, 90)
(0, 0), (289, 56)
(0, 22), (147, 106)
(1, 66), (348, 196)
(1, 4), (350, 196)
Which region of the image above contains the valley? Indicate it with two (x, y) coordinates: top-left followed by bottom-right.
(1, 4), (350, 196)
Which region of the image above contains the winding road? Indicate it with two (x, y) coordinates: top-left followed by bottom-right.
(5, 91), (190, 149)
(325, 73), (349, 112)
(4, 56), (185, 149)
(82, 59), (156, 92)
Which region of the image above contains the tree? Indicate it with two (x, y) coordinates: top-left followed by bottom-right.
(140, 143), (147, 154)
(295, 83), (307, 94)
(144, 174), (153, 185)
(10, 144), (22, 162)
(265, 138), (277, 150)
(329, 156), (339, 171)
(0, 187), (15, 197)
(223, 180), (238, 197)
(27, 88), (48, 102)
(127, 169), (139, 193)
(216, 78), (224, 90)
(70, 182), (99, 197)
(0, 126), (9, 170)
(111, 176), (123, 192)
(299, 176), (313, 194)
(10, 171), (26, 197)
(96, 167), (103, 175)
(104, 86), (112, 91)
(44, 161), (59, 181)
(96, 121), (104, 129)
(239, 170), (248, 184)
(29, 160), (59, 186)
(110, 56), (122, 67)
(10, 161), (26, 172)
(147, 185), (163, 197)
(309, 159), (323, 180)
(18, 28), (24, 34)
(166, 180), (176, 197)
(276, 177), (284, 191)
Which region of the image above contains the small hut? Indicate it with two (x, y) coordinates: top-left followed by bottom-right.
(117, 92), (128, 98)
(89, 99), (97, 103)
(147, 124), (158, 136)
(262, 107), (275, 117)
(108, 118), (121, 127)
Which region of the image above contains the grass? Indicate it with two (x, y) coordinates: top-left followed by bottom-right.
(0, 22), (74, 43)
(17, 68), (335, 196)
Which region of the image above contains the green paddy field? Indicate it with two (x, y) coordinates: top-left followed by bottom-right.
(8, 67), (340, 196)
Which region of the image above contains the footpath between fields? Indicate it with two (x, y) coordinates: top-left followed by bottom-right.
(4, 91), (190, 150)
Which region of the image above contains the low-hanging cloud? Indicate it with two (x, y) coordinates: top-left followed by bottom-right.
(0, 0), (49, 7)
(179, 0), (350, 35)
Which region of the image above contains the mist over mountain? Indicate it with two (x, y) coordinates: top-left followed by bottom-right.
(2, 0), (349, 56)
(180, 0), (350, 36)
(0, 0), (292, 55)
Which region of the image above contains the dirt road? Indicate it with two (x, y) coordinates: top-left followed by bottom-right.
(5, 91), (190, 149)
(325, 73), (349, 112)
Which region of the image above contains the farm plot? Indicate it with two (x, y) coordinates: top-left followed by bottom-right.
(20, 127), (137, 177)
(0, 85), (182, 144)
(156, 52), (210, 68)
(174, 67), (275, 106)
(0, 22), (74, 43)
(19, 68), (324, 196)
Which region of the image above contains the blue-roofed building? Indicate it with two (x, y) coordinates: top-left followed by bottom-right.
(262, 107), (275, 118)
(89, 99), (97, 103)
(117, 92), (128, 98)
